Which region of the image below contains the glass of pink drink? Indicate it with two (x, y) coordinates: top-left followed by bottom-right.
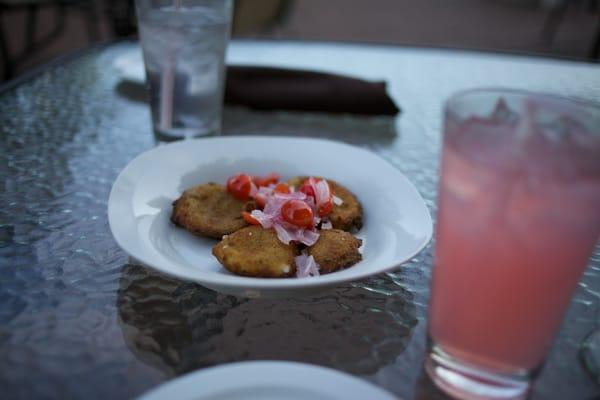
(426, 89), (600, 400)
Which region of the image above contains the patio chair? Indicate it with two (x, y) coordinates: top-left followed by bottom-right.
(0, 0), (100, 80)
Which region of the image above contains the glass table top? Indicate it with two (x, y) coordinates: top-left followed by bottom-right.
(1, 40), (599, 399)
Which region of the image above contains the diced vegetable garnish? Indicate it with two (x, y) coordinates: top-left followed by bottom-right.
(242, 211), (260, 225)
(281, 199), (314, 228)
(227, 173), (340, 247)
(226, 174), (254, 200)
(274, 183), (290, 194)
(253, 173), (280, 187)
(295, 252), (320, 278)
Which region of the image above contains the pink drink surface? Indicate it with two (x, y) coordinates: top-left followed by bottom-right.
(429, 101), (600, 373)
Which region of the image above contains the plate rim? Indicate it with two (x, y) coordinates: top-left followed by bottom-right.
(137, 360), (398, 400)
(108, 136), (433, 290)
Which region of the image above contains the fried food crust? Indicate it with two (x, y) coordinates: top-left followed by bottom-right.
(171, 183), (250, 239)
(286, 176), (311, 189)
(287, 176), (363, 232)
(212, 226), (299, 277)
(308, 229), (362, 273)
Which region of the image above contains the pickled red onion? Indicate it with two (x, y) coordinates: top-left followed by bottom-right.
(256, 185), (274, 197)
(305, 178), (341, 212)
(249, 209), (274, 228)
(250, 192), (319, 246)
(314, 179), (331, 205)
(249, 182), (259, 198)
(295, 253), (320, 278)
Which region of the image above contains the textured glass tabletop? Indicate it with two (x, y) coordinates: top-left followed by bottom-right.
(1, 40), (599, 400)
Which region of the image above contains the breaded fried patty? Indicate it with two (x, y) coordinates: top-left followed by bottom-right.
(171, 183), (250, 239)
(327, 180), (363, 231)
(308, 229), (362, 273)
(286, 176), (311, 189)
(287, 176), (363, 232)
(213, 226), (299, 277)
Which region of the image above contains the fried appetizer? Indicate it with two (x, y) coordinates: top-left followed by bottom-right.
(307, 229), (362, 273)
(212, 226), (299, 277)
(171, 183), (250, 239)
(327, 180), (363, 232)
(287, 176), (363, 232)
(286, 175), (311, 189)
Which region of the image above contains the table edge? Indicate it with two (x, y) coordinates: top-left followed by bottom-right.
(1, 37), (598, 95)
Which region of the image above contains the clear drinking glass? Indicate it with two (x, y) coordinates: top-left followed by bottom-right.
(134, 0), (232, 141)
(426, 89), (600, 399)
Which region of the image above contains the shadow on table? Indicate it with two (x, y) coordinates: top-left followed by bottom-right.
(222, 107), (398, 148)
(114, 79), (399, 148)
(413, 369), (452, 400)
(116, 262), (417, 377)
(115, 80), (148, 103)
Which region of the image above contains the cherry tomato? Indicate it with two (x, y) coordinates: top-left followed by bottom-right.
(281, 200), (314, 228)
(299, 181), (315, 198)
(317, 199), (334, 217)
(299, 178), (333, 217)
(274, 183), (290, 194)
(242, 211), (260, 225)
(227, 174), (253, 200)
(255, 193), (267, 209)
(253, 173), (280, 187)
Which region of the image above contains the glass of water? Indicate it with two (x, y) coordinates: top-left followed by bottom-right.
(134, 0), (233, 141)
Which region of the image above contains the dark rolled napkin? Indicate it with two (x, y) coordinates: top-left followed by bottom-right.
(225, 66), (400, 116)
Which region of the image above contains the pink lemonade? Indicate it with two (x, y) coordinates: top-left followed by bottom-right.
(429, 96), (600, 377)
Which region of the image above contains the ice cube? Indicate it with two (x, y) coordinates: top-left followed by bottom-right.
(490, 97), (519, 124)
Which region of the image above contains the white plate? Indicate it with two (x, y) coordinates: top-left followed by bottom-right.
(138, 361), (398, 400)
(108, 136), (432, 297)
